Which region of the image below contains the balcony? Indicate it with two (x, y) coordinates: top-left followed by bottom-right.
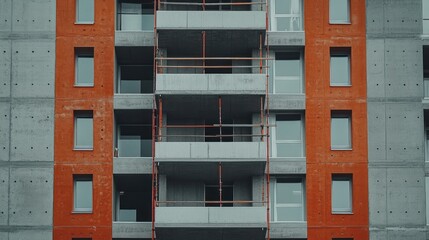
(155, 142), (266, 162)
(116, 0), (155, 46)
(155, 206), (266, 227)
(155, 57), (267, 95)
(156, 0), (265, 30)
(157, 11), (265, 30)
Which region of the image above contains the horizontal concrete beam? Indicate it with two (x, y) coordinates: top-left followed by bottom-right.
(156, 74), (265, 95)
(155, 207), (266, 226)
(267, 31), (305, 46)
(270, 222), (307, 239)
(268, 94), (305, 110)
(156, 11), (266, 30)
(115, 31), (154, 47)
(155, 142), (266, 161)
(113, 157), (152, 174)
(112, 222), (151, 239)
(114, 94), (153, 109)
(269, 158), (306, 174)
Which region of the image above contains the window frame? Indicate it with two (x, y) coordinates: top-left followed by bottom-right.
(330, 48), (351, 87)
(74, 111), (94, 150)
(75, 0), (95, 24)
(330, 111), (352, 150)
(75, 48), (95, 87)
(117, 124), (152, 157)
(270, 0), (303, 32)
(73, 175), (93, 213)
(271, 176), (306, 222)
(331, 174), (353, 214)
(329, 0), (350, 24)
(272, 113), (305, 158)
(273, 51), (304, 94)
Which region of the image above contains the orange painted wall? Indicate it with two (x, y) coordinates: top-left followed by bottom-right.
(305, 0), (368, 239)
(54, 0), (114, 239)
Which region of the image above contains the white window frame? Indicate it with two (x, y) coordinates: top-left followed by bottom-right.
(272, 113), (305, 158)
(74, 111), (94, 150)
(76, 0), (95, 24)
(73, 175), (93, 213)
(271, 177), (306, 222)
(330, 49), (351, 86)
(270, 0), (303, 32)
(75, 48), (94, 87)
(330, 111), (352, 150)
(331, 175), (353, 214)
(329, 0), (350, 24)
(273, 51), (304, 94)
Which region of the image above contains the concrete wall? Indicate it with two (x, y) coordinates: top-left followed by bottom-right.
(0, 0), (54, 239)
(366, 0), (426, 239)
(0, 0), (55, 239)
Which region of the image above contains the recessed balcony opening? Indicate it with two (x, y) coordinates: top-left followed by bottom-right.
(116, 47), (154, 94)
(160, 96), (262, 142)
(117, 0), (154, 31)
(424, 46), (429, 98)
(114, 174), (152, 222)
(115, 110), (152, 158)
(157, 31), (264, 75)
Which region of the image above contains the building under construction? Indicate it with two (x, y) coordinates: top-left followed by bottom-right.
(0, 0), (429, 239)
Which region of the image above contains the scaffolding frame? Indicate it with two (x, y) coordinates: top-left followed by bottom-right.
(151, 0), (271, 239)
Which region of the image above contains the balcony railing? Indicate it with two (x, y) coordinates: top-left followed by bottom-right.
(155, 57), (269, 74)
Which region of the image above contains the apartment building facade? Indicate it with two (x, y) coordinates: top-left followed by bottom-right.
(0, 0), (428, 240)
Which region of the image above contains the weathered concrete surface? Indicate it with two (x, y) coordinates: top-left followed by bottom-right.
(112, 222), (152, 239)
(156, 74), (266, 95)
(113, 157), (152, 174)
(155, 142), (266, 161)
(367, 0), (426, 239)
(114, 94), (153, 109)
(155, 207), (266, 226)
(115, 31), (154, 46)
(157, 11), (266, 30)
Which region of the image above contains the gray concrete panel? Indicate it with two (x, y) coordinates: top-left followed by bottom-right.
(115, 31), (155, 47)
(367, 102), (387, 162)
(0, 40), (11, 98)
(385, 103), (424, 162)
(268, 94), (305, 110)
(269, 158), (306, 174)
(12, 0), (55, 32)
(156, 11), (265, 30)
(387, 228), (426, 240)
(113, 157), (152, 174)
(386, 167), (425, 226)
(156, 74), (266, 95)
(369, 229), (387, 240)
(112, 222), (152, 239)
(0, 232), (7, 240)
(10, 99), (54, 161)
(367, 39), (385, 99)
(383, 0), (422, 35)
(384, 39), (423, 99)
(11, 40), (55, 98)
(0, 167), (9, 225)
(267, 32), (305, 46)
(0, 0), (11, 32)
(270, 222), (307, 239)
(368, 168), (387, 226)
(9, 229), (52, 240)
(156, 142), (266, 161)
(366, 0), (384, 36)
(155, 207), (266, 226)
(0, 102), (10, 161)
(9, 167), (53, 226)
(114, 94), (154, 110)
